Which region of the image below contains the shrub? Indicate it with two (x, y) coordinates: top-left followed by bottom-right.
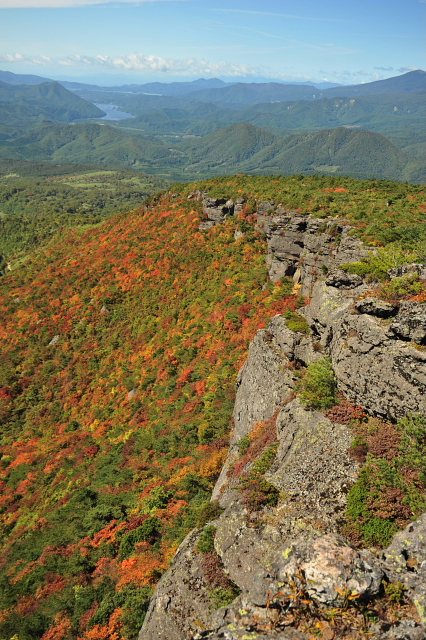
(236, 435), (250, 456)
(297, 357), (338, 410)
(379, 273), (424, 301)
(239, 443), (280, 511)
(340, 245), (422, 282)
(196, 501), (223, 527)
(284, 309), (311, 334)
(344, 414), (426, 547)
(118, 517), (160, 558)
(197, 525), (216, 554)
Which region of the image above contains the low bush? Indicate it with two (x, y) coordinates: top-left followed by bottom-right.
(284, 308), (311, 334)
(239, 443), (280, 511)
(378, 272), (424, 300)
(296, 357), (338, 410)
(344, 414), (426, 547)
(340, 245), (423, 282)
(197, 525), (216, 554)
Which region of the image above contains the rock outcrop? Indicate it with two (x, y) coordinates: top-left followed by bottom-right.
(140, 201), (425, 640)
(255, 211), (373, 295)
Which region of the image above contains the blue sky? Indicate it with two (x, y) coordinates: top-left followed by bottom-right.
(0, 0), (424, 85)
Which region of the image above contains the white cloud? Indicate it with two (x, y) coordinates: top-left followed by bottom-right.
(396, 66), (421, 72)
(0, 0), (177, 7)
(0, 51), (261, 77)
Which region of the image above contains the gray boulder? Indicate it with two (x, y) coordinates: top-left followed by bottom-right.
(387, 301), (426, 344)
(354, 296), (398, 318)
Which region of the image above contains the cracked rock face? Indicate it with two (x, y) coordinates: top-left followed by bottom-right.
(267, 399), (357, 536)
(381, 514), (426, 625)
(387, 301), (426, 344)
(138, 529), (213, 640)
(302, 281), (426, 420)
(212, 315), (297, 507)
(256, 212), (373, 295)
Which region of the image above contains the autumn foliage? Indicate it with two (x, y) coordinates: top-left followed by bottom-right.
(0, 185), (298, 639)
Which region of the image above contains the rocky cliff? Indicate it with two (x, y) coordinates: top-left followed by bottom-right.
(139, 196), (425, 640)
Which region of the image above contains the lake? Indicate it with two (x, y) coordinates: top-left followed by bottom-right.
(94, 103), (135, 121)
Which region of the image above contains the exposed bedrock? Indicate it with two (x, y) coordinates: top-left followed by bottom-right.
(256, 210), (373, 296)
(300, 281), (426, 420)
(140, 203), (425, 640)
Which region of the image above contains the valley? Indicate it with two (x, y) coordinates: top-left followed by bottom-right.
(0, 70), (424, 184)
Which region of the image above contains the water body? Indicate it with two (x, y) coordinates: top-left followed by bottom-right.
(94, 103), (135, 121)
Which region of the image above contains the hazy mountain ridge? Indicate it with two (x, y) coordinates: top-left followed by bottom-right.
(0, 69), (424, 183)
(319, 69), (426, 98)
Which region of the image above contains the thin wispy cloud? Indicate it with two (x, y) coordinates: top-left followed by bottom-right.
(205, 21), (359, 55)
(213, 8), (351, 23)
(0, 0), (178, 7)
(232, 26), (290, 42)
(0, 51), (261, 76)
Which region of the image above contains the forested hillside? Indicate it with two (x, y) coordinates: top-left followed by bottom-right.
(0, 121), (423, 183)
(0, 82), (104, 139)
(0, 163), (169, 266)
(0, 174), (424, 639)
(0, 180), (296, 640)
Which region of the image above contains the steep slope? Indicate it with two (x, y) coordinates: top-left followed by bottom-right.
(140, 185), (426, 640)
(0, 186), (299, 640)
(0, 175), (424, 640)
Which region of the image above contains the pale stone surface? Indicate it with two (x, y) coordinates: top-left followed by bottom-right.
(212, 315), (297, 507)
(138, 529), (212, 640)
(271, 533), (383, 605)
(267, 399), (357, 536)
(382, 514), (426, 624)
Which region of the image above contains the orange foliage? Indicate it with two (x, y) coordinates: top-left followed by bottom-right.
(35, 574), (66, 600)
(92, 556), (119, 582)
(91, 520), (127, 548)
(79, 607), (123, 640)
(40, 613), (72, 640)
(117, 551), (165, 589)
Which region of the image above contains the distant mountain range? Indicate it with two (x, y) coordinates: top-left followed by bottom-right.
(0, 69), (424, 183)
(0, 69), (342, 94)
